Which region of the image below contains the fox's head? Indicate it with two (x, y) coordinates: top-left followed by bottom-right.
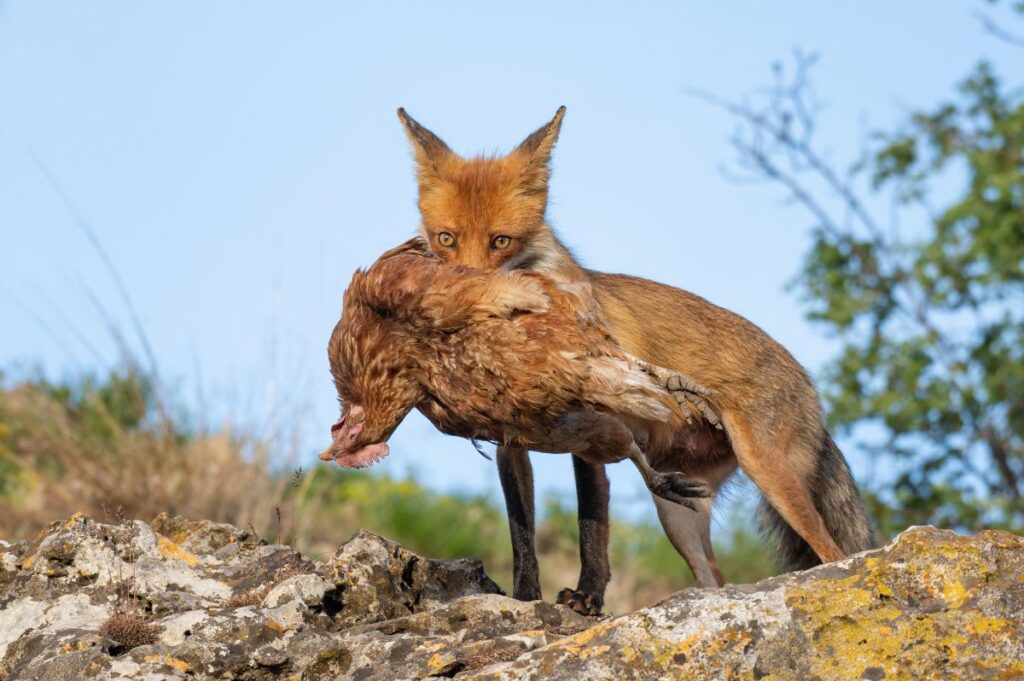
(397, 107), (565, 271)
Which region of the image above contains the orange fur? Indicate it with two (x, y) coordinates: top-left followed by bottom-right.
(396, 107), (873, 584)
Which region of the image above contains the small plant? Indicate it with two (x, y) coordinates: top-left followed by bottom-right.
(99, 611), (159, 654)
(224, 588), (265, 609)
(95, 503), (160, 655)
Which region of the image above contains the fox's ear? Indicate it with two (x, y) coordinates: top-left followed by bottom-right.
(397, 108), (454, 173)
(513, 106), (565, 194)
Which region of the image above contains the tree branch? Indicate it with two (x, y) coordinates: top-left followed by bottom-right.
(974, 9), (1024, 47)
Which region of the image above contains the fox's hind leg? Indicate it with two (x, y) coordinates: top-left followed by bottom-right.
(651, 458), (735, 587)
(653, 494), (723, 587)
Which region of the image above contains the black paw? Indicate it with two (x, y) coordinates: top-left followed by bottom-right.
(555, 587), (604, 616)
(512, 587), (542, 602)
(651, 474), (710, 509)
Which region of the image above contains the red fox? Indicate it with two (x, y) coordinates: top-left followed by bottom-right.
(396, 106), (874, 615)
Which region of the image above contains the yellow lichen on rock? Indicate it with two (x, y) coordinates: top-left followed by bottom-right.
(780, 529), (1022, 680)
(143, 655), (191, 673)
(62, 512), (87, 529)
(3, 516), (1022, 680)
(465, 527), (1024, 680)
(426, 652), (453, 674)
(545, 618), (619, 653)
(156, 536), (199, 566)
(59, 640), (91, 654)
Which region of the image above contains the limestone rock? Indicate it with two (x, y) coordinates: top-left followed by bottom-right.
(326, 529), (504, 626)
(0, 517), (1021, 680)
(466, 526), (1024, 680)
(0, 514), (582, 680)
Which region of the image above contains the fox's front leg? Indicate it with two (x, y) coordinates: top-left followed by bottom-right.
(496, 445), (542, 602)
(555, 456), (611, 616)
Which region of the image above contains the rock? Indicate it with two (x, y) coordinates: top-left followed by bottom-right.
(326, 529), (504, 627)
(466, 526), (1024, 680)
(262, 573), (332, 609)
(0, 518), (1021, 680)
(252, 644), (289, 668)
(0, 514), (579, 680)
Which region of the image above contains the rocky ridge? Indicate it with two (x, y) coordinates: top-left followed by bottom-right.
(0, 514), (1021, 680)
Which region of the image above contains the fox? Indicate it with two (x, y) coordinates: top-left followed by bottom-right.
(396, 106), (875, 615)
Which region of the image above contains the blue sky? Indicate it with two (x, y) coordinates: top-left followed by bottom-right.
(2, 2), (1021, 522)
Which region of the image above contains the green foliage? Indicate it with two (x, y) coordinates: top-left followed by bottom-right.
(307, 467), (513, 563)
(812, 57), (1023, 535)
(301, 474), (775, 590)
(720, 9), (1024, 537)
(0, 365), (158, 495)
(40, 365), (155, 444)
(537, 492), (775, 589)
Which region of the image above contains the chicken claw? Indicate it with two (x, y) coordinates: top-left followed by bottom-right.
(665, 373), (721, 429)
(665, 372), (711, 395)
(671, 389), (722, 429)
(627, 442), (709, 510)
(624, 354), (722, 429)
(648, 473), (711, 510)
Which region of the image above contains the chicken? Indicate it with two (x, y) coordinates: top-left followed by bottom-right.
(320, 238), (721, 506)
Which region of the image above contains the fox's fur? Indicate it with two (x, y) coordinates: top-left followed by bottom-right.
(398, 106), (875, 614)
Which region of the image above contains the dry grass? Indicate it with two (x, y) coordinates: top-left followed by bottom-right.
(0, 372), (775, 613)
(0, 380), (318, 546)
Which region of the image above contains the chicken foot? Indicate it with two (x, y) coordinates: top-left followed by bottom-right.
(627, 354), (722, 429)
(627, 442), (710, 510)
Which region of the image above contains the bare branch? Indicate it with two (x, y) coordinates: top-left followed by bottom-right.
(686, 76), (887, 246)
(981, 424), (1022, 500)
(973, 9), (1024, 47)
(742, 143), (845, 240)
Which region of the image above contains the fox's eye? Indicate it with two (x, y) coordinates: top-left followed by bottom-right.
(491, 235), (512, 250)
(437, 232), (456, 248)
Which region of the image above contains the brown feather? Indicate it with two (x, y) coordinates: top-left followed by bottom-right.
(324, 238), (710, 463)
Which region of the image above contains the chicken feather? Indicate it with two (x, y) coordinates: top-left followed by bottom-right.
(323, 238), (720, 507)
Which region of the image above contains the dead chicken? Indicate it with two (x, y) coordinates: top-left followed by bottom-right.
(320, 238), (721, 507)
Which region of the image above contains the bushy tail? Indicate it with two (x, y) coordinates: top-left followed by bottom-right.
(759, 431), (876, 571)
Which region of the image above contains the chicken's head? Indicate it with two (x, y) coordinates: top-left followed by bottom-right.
(320, 404), (390, 468)
(321, 277), (424, 469)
